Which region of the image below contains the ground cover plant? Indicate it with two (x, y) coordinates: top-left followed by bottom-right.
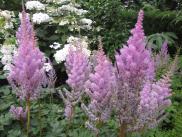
(0, 1), (182, 137)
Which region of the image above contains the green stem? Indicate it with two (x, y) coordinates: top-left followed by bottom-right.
(26, 99), (30, 137)
(50, 88), (53, 104)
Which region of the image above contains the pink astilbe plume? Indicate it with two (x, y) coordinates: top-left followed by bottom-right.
(137, 56), (177, 130)
(65, 47), (90, 91)
(155, 41), (170, 69)
(8, 10), (46, 100)
(114, 10), (157, 134)
(59, 46), (90, 120)
(82, 40), (116, 134)
(116, 10), (154, 87)
(10, 105), (27, 121)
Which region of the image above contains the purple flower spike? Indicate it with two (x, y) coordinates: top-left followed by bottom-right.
(65, 47), (90, 91)
(10, 105), (27, 120)
(155, 41), (169, 69)
(85, 48), (115, 112)
(116, 10), (154, 86)
(8, 10), (46, 100)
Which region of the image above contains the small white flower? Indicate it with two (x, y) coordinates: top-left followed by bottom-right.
(4, 22), (14, 29)
(67, 36), (79, 43)
(49, 42), (61, 49)
(25, 1), (45, 10)
(3, 64), (11, 72)
(80, 18), (92, 26)
(59, 5), (77, 13)
(43, 63), (53, 72)
(1, 55), (12, 64)
(57, 0), (71, 4)
(59, 20), (69, 26)
(0, 10), (11, 20)
(53, 38), (91, 63)
(32, 13), (51, 24)
(77, 9), (88, 15)
(54, 48), (69, 63)
(67, 36), (89, 48)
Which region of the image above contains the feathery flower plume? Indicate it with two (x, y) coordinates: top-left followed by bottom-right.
(137, 55), (177, 130)
(114, 10), (155, 136)
(59, 43), (90, 120)
(82, 38), (116, 134)
(10, 105), (27, 121)
(155, 41), (169, 69)
(8, 9), (46, 100)
(8, 7), (48, 136)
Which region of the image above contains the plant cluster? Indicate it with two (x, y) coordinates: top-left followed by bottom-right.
(0, 8), (176, 137)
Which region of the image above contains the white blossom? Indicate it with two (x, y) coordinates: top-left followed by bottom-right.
(0, 44), (17, 73)
(25, 1), (45, 10)
(54, 45), (72, 63)
(3, 64), (11, 72)
(54, 37), (91, 63)
(57, 0), (71, 4)
(0, 10), (11, 20)
(80, 18), (93, 30)
(67, 36), (88, 48)
(49, 42), (61, 49)
(59, 4), (77, 13)
(80, 18), (92, 26)
(32, 13), (51, 24)
(59, 20), (69, 26)
(43, 63), (53, 72)
(77, 9), (88, 15)
(4, 22), (14, 29)
(59, 4), (88, 15)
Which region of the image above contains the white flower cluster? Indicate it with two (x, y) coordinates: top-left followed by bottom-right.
(25, 1), (45, 10)
(80, 18), (93, 30)
(50, 42), (61, 49)
(53, 36), (91, 63)
(57, 0), (71, 4)
(43, 63), (53, 72)
(59, 4), (88, 15)
(32, 13), (51, 24)
(0, 44), (17, 72)
(0, 10), (14, 29)
(59, 19), (69, 26)
(0, 10), (11, 20)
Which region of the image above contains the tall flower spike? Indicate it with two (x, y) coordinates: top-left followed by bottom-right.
(114, 10), (155, 136)
(8, 9), (46, 100)
(60, 44), (90, 120)
(82, 39), (116, 133)
(116, 9), (154, 86)
(10, 105), (27, 121)
(65, 46), (90, 91)
(155, 41), (169, 69)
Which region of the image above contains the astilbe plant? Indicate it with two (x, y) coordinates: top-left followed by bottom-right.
(138, 54), (177, 130)
(155, 41), (170, 70)
(60, 10), (175, 137)
(114, 10), (155, 135)
(59, 43), (90, 120)
(81, 39), (116, 135)
(8, 8), (48, 136)
(114, 10), (174, 137)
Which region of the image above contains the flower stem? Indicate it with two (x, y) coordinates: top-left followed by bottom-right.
(119, 124), (127, 137)
(26, 99), (31, 137)
(38, 99), (42, 137)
